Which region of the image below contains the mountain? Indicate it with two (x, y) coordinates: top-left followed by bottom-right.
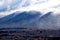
(0, 11), (41, 28)
(37, 12), (60, 29)
(0, 11), (60, 29)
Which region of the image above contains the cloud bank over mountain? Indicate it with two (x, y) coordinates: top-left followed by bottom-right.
(0, 0), (60, 17)
(0, 0), (60, 29)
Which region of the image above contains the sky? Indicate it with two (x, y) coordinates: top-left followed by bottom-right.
(0, 0), (60, 18)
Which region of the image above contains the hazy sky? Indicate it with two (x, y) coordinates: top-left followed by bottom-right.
(0, 0), (60, 17)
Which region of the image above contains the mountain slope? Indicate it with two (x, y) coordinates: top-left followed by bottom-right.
(0, 11), (60, 29)
(0, 11), (41, 28)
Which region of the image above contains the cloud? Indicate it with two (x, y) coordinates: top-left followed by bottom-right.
(0, 0), (4, 7)
(0, 0), (60, 18)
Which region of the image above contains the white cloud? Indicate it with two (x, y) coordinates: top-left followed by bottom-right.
(0, 0), (60, 18)
(12, 0), (60, 15)
(0, 0), (4, 8)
